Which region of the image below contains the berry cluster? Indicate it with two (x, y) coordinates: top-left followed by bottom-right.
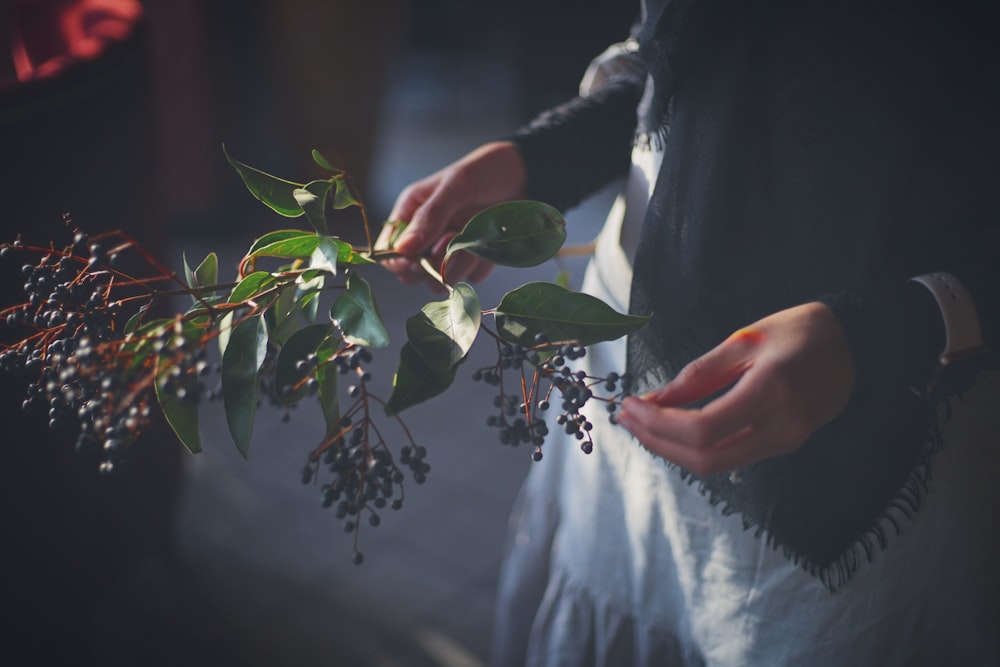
(0, 230), (174, 472)
(1, 226), (436, 565)
(298, 358), (429, 565)
(473, 333), (626, 461)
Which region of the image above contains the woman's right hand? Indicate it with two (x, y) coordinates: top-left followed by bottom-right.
(376, 141), (527, 288)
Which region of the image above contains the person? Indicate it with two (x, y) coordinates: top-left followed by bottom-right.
(379, 2), (1000, 665)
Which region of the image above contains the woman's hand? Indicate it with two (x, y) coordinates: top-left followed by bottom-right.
(616, 302), (856, 476)
(376, 141), (527, 288)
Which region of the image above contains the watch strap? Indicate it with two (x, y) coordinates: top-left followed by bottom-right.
(909, 273), (986, 356)
(909, 272), (989, 399)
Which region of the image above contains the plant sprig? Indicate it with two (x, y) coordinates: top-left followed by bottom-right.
(0, 149), (650, 562)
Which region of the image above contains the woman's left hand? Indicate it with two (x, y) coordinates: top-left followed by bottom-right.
(616, 301), (856, 476)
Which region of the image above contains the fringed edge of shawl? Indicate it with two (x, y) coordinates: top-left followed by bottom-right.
(676, 397), (951, 592)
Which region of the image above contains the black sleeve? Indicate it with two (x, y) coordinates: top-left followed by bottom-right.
(508, 75), (645, 213)
(821, 19), (1000, 404)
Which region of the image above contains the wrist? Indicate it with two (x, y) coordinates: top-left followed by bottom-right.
(468, 141), (527, 201)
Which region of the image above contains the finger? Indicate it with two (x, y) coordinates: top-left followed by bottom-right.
(620, 368), (804, 471)
(395, 182), (464, 258)
(388, 178), (435, 227)
(644, 328), (763, 406)
(619, 373), (767, 451)
(616, 397), (719, 449)
(634, 422), (761, 477)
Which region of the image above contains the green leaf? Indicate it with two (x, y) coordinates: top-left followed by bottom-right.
(121, 318), (171, 372)
(217, 311), (234, 357)
(247, 230), (310, 257)
(330, 274), (389, 348)
(221, 315), (268, 458)
(301, 290), (321, 322)
(378, 219), (409, 251)
(309, 235), (344, 276)
(274, 323), (333, 405)
(555, 269), (571, 289)
(312, 148), (335, 171)
(181, 251), (220, 304)
(185, 295), (226, 315)
(229, 271), (277, 304)
(304, 235), (373, 271)
(266, 283), (301, 346)
(332, 177), (359, 210)
(385, 342), (457, 416)
(224, 145), (305, 217)
(445, 201), (566, 268)
(405, 283), (480, 372)
(154, 356), (202, 455)
(336, 242), (375, 266)
(315, 335), (341, 435)
(123, 303), (150, 335)
(495, 281), (650, 347)
(293, 180), (332, 234)
(194, 252), (218, 289)
(246, 232), (320, 262)
(182, 253), (196, 291)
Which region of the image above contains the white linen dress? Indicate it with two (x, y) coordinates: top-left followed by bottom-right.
(489, 137), (1000, 666)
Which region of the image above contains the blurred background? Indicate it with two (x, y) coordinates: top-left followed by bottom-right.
(1, 1), (635, 664)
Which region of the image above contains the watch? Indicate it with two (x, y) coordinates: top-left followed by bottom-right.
(910, 272), (991, 401)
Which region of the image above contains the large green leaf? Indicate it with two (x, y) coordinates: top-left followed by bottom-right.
(244, 231), (369, 271)
(330, 274), (389, 348)
(221, 315), (268, 458)
(274, 323), (333, 405)
(224, 145), (305, 217)
(495, 282), (650, 347)
(385, 342), (457, 417)
(154, 356), (202, 455)
(405, 282), (481, 372)
(315, 335), (341, 436)
(294, 180), (333, 234)
(445, 201), (566, 268)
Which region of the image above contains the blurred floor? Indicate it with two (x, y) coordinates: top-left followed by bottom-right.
(144, 52), (619, 667)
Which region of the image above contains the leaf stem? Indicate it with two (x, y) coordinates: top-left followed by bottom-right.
(555, 240), (597, 258)
(418, 257), (452, 293)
